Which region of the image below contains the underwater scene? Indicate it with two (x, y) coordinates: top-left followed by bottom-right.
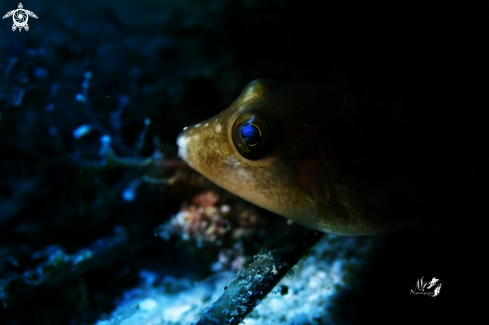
(1, 1), (488, 324)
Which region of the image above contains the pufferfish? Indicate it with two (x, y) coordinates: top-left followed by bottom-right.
(176, 79), (443, 236)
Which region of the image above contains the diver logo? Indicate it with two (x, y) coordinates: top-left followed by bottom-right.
(3, 3), (38, 32)
(410, 276), (442, 297)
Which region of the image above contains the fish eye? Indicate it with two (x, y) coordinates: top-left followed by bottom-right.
(232, 111), (274, 160)
(240, 124), (261, 146)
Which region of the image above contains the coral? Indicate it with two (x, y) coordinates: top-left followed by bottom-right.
(157, 191), (261, 247)
(156, 190), (263, 273)
(0, 227), (128, 308)
(211, 242), (247, 273)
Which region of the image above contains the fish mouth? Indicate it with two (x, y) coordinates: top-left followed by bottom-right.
(176, 130), (189, 163)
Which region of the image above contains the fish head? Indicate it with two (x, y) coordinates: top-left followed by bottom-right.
(177, 79), (440, 235)
(177, 79), (332, 231)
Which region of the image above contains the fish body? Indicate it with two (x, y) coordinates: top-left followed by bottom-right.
(177, 79), (442, 235)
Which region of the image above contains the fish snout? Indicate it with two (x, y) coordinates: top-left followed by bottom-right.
(176, 129), (189, 163)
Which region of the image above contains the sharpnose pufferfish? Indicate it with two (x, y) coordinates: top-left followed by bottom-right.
(177, 79), (443, 236)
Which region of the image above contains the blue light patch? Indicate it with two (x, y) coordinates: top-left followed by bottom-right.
(240, 124), (260, 145)
(73, 125), (91, 139)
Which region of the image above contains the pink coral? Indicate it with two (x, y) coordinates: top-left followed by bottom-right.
(157, 190), (264, 271)
(159, 191), (261, 246)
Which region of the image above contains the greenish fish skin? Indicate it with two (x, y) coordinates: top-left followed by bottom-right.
(177, 79), (442, 236)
